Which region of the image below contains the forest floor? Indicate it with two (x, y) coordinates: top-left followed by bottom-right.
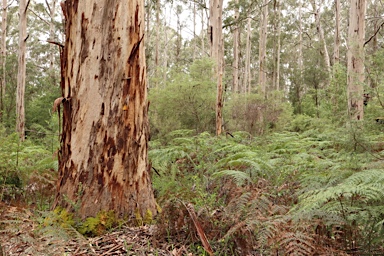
(0, 201), (181, 256)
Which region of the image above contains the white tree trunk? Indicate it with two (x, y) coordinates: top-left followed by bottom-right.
(245, 17), (251, 94)
(273, 0), (281, 91)
(311, 0), (331, 85)
(258, 0), (268, 97)
(16, 0), (28, 141)
(0, 0), (7, 120)
(232, 0), (239, 93)
(333, 0), (340, 64)
(48, 0), (57, 74)
(209, 0), (224, 135)
(347, 0), (366, 120)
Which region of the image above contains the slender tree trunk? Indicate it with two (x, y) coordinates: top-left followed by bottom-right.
(258, 0), (268, 97)
(0, 0), (7, 122)
(48, 0), (57, 74)
(232, 0), (239, 93)
(201, 6), (205, 56)
(17, 0), (29, 141)
(193, 2), (196, 60)
(209, 0), (224, 135)
(333, 0), (340, 65)
(311, 1), (331, 86)
(245, 17), (251, 94)
(54, 0), (157, 220)
(273, 0), (281, 91)
(294, 0), (303, 114)
(347, 0), (366, 120)
(155, 0), (160, 88)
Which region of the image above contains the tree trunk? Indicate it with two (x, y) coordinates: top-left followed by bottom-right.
(154, 0), (160, 88)
(54, 0), (157, 220)
(209, 0), (224, 135)
(258, 0), (268, 97)
(272, 0), (281, 91)
(333, 0), (340, 65)
(232, 0), (239, 93)
(193, 1), (196, 60)
(48, 0), (57, 73)
(16, 0), (28, 141)
(296, 0), (303, 114)
(245, 17), (251, 94)
(311, 0), (331, 86)
(0, 0), (7, 122)
(347, 0), (366, 121)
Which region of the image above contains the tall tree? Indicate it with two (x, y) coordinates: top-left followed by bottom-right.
(333, 0), (340, 64)
(258, 0), (268, 97)
(47, 0), (57, 76)
(232, 0), (239, 93)
(17, 0), (29, 140)
(272, 0), (281, 91)
(54, 0), (157, 220)
(311, 0), (331, 85)
(347, 0), (366, 120)
(0, 0), (7, 122)
(209, 0), (224, 135)
(244, 17), (251, 93)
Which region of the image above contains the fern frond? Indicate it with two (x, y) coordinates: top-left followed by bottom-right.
(213, 170), (252, 186)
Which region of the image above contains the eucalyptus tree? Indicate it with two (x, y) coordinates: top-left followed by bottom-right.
(53, 0), (157, 219)
(0, 0), (7, 122)
(209, 0), (224, 135)
(258, 0), (268, 97)
(16, 0), (29, 140)
(347, 0), (366, 121)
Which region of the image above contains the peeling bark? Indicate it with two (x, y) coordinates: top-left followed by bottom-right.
(54, 0), (157, 221)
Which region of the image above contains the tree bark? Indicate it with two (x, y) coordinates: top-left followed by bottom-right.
(245, 17), (251, 94)
(333, 0), (340, 65)
(48, 0), (57, 73)
(54, 0), (157, 220)
(16, 0), (28, 141)
(209, 0), (224, 135)
(232, 0), (239, 93)
(0, 0), (7, 122)
(258, 0), (268, 97)
(155, 0), (160, 88)
(347, 0), (366, 121)
(272, 0), (281, 91)
(311, 0), (331, 86)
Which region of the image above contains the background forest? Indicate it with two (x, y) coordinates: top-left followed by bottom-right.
(1, 0), (384, 255)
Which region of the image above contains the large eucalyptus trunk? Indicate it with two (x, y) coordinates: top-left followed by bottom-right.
(54, 0), (157, 220)
(347, 0), (366, 121)
(16, 0), (28, 141)
(209, 0), (224, 135)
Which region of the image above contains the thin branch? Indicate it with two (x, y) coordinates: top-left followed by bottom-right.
(364, 21), (384, 46)
(47, 39), (64, 48)
(29, 7), (50, 26)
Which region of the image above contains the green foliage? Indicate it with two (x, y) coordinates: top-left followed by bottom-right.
(225, 92), (292, 135)
(0, 125), (58, 207)
(149, 58), (216, 138)
(78, 210), (118, 237)
(151, 125), (384, 254)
